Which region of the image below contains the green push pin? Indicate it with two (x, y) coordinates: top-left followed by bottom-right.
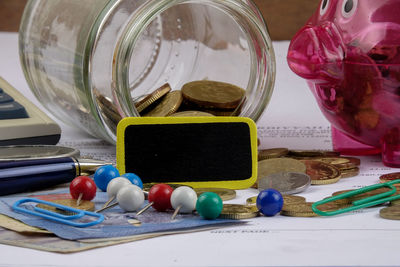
(196, 192), (223, 220)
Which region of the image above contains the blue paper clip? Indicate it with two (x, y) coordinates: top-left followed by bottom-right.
(312, 179), (400, 216)
(12, 198), (104, 227)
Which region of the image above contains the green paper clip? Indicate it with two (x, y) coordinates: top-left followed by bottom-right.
(312, 179), (400, 216)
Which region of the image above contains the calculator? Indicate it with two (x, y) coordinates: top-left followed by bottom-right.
(0, 77), (61, 145)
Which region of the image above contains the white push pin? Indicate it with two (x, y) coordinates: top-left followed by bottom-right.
(102, 177), (131, 208)
(170, 186), (197, 220)
(96, 184), (144, 213)
(116, 184), (145, 212)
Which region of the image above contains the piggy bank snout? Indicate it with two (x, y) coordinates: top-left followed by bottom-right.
(288, 23), (345, 81)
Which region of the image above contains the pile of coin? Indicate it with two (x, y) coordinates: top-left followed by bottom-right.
(94, 80), (246, 131)
(256, 148), (362, 192)
(134, 81), (245, 117)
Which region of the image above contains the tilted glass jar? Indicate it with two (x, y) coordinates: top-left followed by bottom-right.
(19, 0), (275, 143)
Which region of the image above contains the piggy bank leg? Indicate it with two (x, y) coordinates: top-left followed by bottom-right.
(331, 127), (381, 156)
(381, 127), (400, 168)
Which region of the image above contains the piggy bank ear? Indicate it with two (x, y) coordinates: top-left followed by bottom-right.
(341, 0), (358, 18)
(320, 0), (331, 16)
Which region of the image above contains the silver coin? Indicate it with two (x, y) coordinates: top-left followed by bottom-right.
(258, 172), (311, 195)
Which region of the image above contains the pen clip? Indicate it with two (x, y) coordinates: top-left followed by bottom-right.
(12, 198), (104, 227)
(312, 179), (400, 216)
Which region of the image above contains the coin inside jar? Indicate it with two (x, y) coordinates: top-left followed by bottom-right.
(135, 83), (172, 113)
(258, 172), (311, 195)
(169, 111), (215, 117)
(142, 91), (183, 117)
(181, 80), (245, 110)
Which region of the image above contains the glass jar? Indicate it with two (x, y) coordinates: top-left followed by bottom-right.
(19, 0), (275, 144)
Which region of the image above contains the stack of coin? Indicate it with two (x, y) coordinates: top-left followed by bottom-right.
(380, 206), (400, 220)
(300, 160), (341, 185)
(257, 148), (289, 161)
(288, 150), (340, 158)
(285, 149), (361, 180)
(256, 148), (361, 190)
(257, 172), (311, 194)
(379, 172), (400, 183)
(246, 194), (318, 217)
(256, 158), (307, 189)
(218, 204), (259, 220)
(330, 187), (392, 205)
(316, 157), (361, 178)
(280, 202), (318, 217)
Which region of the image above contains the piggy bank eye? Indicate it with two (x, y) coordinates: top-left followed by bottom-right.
(320, 0), (330, 16)
(342, 0), (358, 18)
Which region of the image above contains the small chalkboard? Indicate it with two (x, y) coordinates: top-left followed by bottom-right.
(117, 117), (257, 189)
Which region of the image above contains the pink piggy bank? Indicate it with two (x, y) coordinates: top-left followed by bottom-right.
(288, 0), (400, 167)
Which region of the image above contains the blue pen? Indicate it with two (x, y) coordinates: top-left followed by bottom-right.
(0, 157), (110, 196)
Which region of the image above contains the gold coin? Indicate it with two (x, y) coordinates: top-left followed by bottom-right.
(258, 148), (289, 161)
(143, 91), (183, 117)
(201, 108), (238, 116)
(194, 188), (236, 201)
(340, 167), (360, 178)
(332, 187), (392, 204)
(246, 196), (257, 205)
(282, 195), (307, 209)
(135, 83), (171, 112)
(169, 111), (215, 117)
(334, 157), (361, 169)
(390, 199), (400, 206)
(37, 199), (95, 215)
(313, 157), (350, 166)
(280, 202), (318, 217)
(219, 204), (259, 220)
(288, 150), (340, 157)
(245, 195), (305, 206)
(300, 160), (341, 185)
(94, 90), (122, 124)
(379, 172), (400, 183)
(280, 210), (317, 217)
(181, 80), (245, 109)
(281, 201), (312, 212)
(257, 158), (307, 186)
(380, 206), (400, 220)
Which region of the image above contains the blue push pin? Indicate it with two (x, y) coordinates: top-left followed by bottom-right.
(256, 189), (283, 216)
(122, 173), (143, 189)
(94, 165), (120, 192)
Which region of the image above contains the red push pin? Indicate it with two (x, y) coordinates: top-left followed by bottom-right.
(69, 176), (97, 206)
(136, 184), (173, 215)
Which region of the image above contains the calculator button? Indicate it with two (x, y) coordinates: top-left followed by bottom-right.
(0, 101), (29, 119)
(0, 92), (14, 103)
